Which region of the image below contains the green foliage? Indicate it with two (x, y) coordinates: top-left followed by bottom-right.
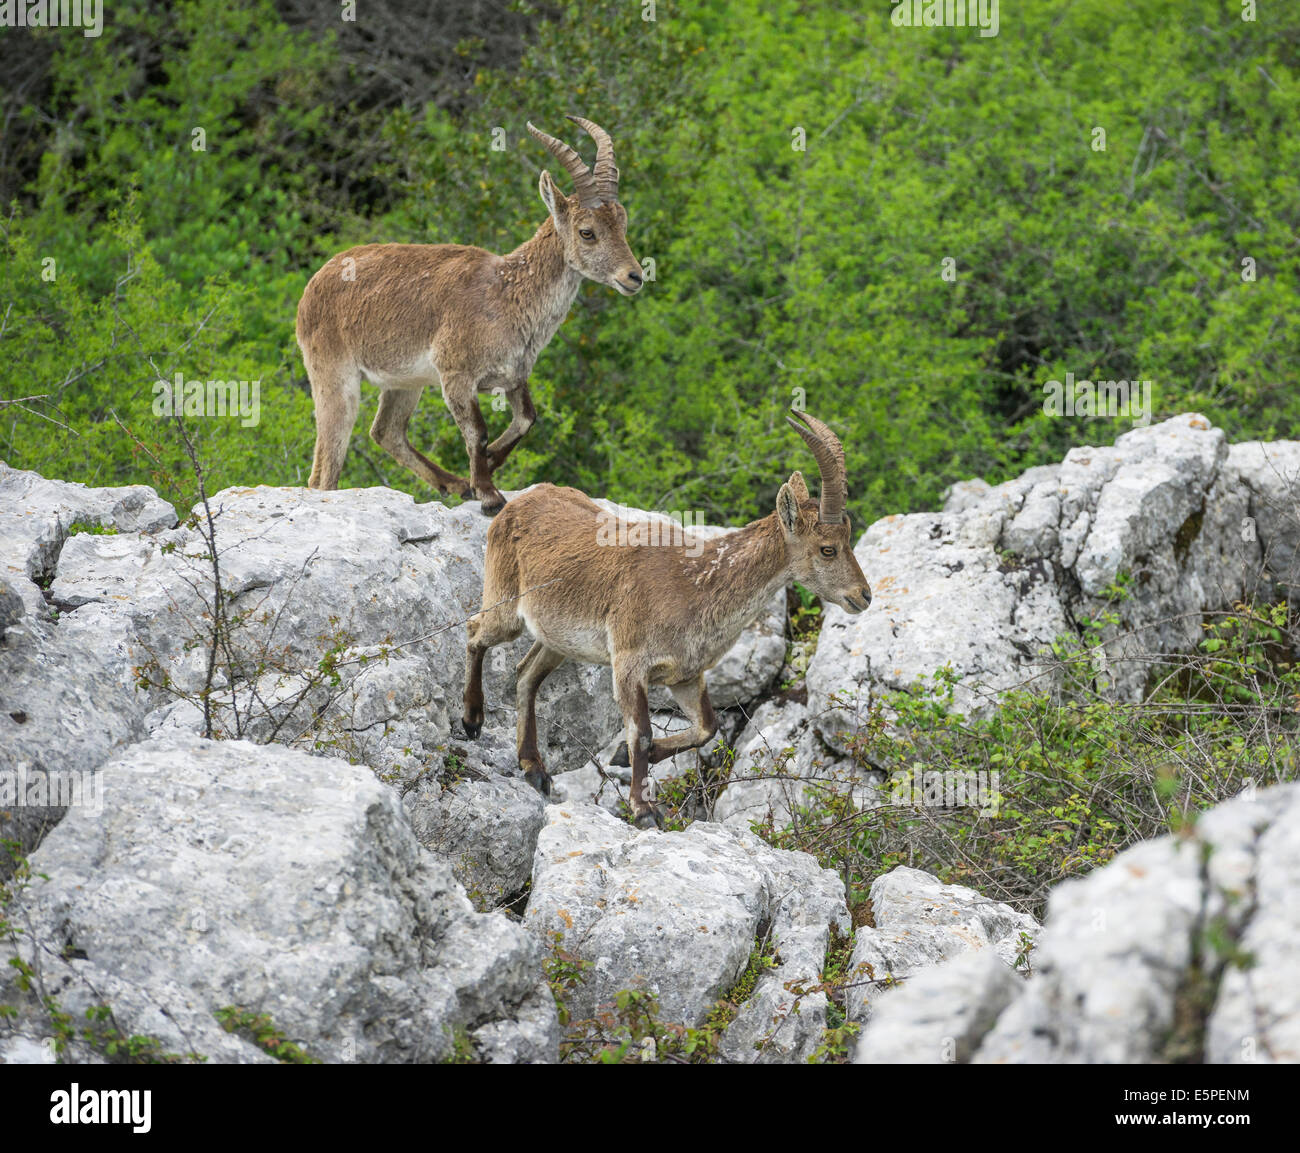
(542, 929), (591, 1031)
(439, 1025), (479, 1065)
(544, 925), (778, 1063)
(802, 921), (863, 1063)
(783, 584), (824, 687)
(766, 602), (1299, 917)
(1013, 931), (1037, 974)
(214, 1006), (320, 1064)
(1, 0), (1296, 527)
(2, 844), (198, 1063)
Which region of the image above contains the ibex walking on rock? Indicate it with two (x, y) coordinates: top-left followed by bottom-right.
(461, 411), (873, 828)
(296, 117), (642, 514)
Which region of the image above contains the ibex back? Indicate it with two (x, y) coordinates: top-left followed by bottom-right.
(296, 117), (642, 514)
(461, 411), (873, 828)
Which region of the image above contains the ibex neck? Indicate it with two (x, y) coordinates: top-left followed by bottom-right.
(687, 514), (790, 648)
(499, 217), (583, 351)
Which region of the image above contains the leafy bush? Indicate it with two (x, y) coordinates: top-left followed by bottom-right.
(765, 601), (1299, 917)
(2, 0), (1296, 527)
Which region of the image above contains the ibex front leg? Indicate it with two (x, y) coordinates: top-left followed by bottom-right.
(610, 673), (718, 767)
(443, 375), (506, 515)
(614, 660), (663, 830)
(485, 385), (537, 474)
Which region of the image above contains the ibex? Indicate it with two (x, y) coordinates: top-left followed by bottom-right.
(461, 411), (873, 828)
(296, 117), (643, 514)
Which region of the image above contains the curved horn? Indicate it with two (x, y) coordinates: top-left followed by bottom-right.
(526, 121), (600, 207)
(566, 115), (620, 203)
(786, 410), (847, 524)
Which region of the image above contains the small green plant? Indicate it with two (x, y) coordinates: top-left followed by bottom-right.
(546, 926), (781, 1063)
(440, 1025), (478, 1064)
(781, 584), (825, 688)
(543, 930), (591, 1030)
(1013, 931), (1036, 973)
(214, 1007), (320, 1063)
(2, 845), (196, 1063)
(441, 748), (469, 785)
(581, 987), (727, 1064)
(808, 1018), (861, 1063)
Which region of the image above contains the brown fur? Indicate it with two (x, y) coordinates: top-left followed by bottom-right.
(461, 422), (873, 826)
(297, 129), (641, 514)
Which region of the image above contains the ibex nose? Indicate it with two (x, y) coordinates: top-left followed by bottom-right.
(619, 267), (644, 294)
(860, 587), (872, 608)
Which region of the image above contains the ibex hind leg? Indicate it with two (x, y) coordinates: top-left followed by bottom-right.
(461, 606), (523, 740)
(515, 641), (566, 799)
(306, 358), (361, 490)
(370, 386), (472, 498)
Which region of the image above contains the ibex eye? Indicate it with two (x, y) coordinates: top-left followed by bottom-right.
(579, 228), (595, 240)
(820, 546), (836, 558)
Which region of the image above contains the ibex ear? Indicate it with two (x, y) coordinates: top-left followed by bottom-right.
(538, 170), (568, 224)
(777, 482), (802, 537)
(787, 471), (810, 503)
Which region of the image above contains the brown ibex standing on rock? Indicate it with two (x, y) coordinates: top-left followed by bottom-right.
(461, 411), (873, 828)
(296, 117), (642, 514)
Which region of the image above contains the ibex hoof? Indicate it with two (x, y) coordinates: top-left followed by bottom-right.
(522, 762), (553, 799)
(609, 741), (630, 768)
(438, 479), (474, 500)
(632, 807), (664, 831)
(461, 716), (482, 740)
(478, 491), (506, 516)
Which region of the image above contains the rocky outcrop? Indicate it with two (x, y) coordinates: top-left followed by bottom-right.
(1229, 440), (1300, 606)
(0, 473), (781, 891)
(404, 772), (545, 909)
(712, 698), (878, 831)
(524, 802), (849, 1061)
(0, 463), (178, 873)
(807, 415), (1298, 750)
(716, 841), (851, 1064)
(0, 461), (177, 619)
(2, 412), (1296, 1065)
(852, 948), (1025, 1065)
(0, 735), (555, 1064)
(850, 782), (1300, 1064)
(846, 866), (1040, 1024)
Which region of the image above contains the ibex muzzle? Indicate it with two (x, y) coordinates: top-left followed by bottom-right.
(296, 116), (641, 515)
(461, 410), (871, 828)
